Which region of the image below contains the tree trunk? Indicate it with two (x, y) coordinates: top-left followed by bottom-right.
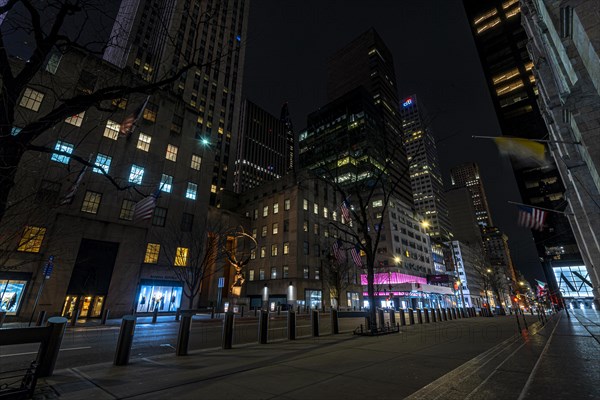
(366, 255), (377, 333)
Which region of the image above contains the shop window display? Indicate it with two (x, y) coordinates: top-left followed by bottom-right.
(137, 284), (183, 313)
(0, 280), (27, 315)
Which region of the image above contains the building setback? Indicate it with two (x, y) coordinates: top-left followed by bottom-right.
(233, 100), (287, 193)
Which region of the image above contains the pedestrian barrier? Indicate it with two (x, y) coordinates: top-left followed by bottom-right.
(222, 312), (234, 349)
(258, 311), (268, 344)
(101, 309), (110, 325)
(389, 310), (396, 326)
(417, 309), (423, 324)
(408, 309), (415, 325)
(431, 308), (437, 322)
(424, 309), (430, 323)
(400, 310), (406, 326)
(311, 310), (319, 337)
(151, 308), (158, 324)
(442, 308), (448, 321)
(436, 308), (442, 321)
(331, 309), (339, 334)
(451, 308), (457, 319)
(288, 310), (296, 340)
(0, 311), (6, 328)
(377, 309), (385, 330)
(176, 312), (192, 355)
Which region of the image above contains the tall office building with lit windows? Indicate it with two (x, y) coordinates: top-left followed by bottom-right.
(399, 94), (452, 242)
(450, 163), (493, 228)
(325, 28), (413, 207)
(234, 100), (287, 193)
(105, 0), (250, 205)
(462, 0), (584, 300)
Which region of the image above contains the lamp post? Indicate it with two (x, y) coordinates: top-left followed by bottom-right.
(421, 221), (466, 309)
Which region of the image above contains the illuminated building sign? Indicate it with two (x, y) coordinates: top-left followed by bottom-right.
(402, 98), (413, 107)
(360, 272), (426, 286)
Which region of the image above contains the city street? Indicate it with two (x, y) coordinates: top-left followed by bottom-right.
(24, 310), (599, 399)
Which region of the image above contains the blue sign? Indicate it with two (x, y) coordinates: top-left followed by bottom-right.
(402, 98), (413, 107)
(43, 255), (54, 279)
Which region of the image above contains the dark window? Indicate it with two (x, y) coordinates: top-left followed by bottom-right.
(36, 180), (61, 204)
(181, 213), (194, 232)
(76, 70), (98, 94)
(152, 207), (168, 226)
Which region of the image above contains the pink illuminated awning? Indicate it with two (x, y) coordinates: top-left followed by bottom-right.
(360, 272), (426, 285)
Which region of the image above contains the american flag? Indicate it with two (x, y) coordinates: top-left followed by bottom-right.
(119, 96), (149, 137)
(332, 239), (346, 264)
(350, 244), (362, 267)
(517, 205), (547, 231)
(59, 155), (93, 205)
(340, 198), (351, 222)
(133, 189), (160, 222)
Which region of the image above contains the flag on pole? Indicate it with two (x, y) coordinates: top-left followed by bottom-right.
(119, 96), (149, 137)
(133, 189), (160, 222)
(350, 243), (362, 267)
(332, 239), (346, 264)
(493, 137), (546, 166)
(340, 198), (351, 222)
(59, 155), (93, 205)
(517, 205), (547, 231)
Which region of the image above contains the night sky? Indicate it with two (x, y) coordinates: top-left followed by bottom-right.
(242, 0), (543, 282)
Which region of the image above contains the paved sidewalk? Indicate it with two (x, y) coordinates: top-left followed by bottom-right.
(34, 314), (544, 399)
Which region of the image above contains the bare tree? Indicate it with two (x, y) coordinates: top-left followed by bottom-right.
(322, 247), (360, 310)
(0, 0), (241, 222)
(157, 218), (227, 309)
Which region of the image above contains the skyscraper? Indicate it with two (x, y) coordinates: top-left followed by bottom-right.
(234, 100), (287, 193)
(462, 0), (585, 297)
(280, 102), (295, 173)
(104, 0), (250, 205)
(326, 28), (413, 206)
(399, 94), (452, 242)
(450, 163), (494, 228)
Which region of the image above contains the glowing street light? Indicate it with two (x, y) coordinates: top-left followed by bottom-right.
(200, 137), (210, 146)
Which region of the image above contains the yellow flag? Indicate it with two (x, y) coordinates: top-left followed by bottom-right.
(494, 137), (546, 165)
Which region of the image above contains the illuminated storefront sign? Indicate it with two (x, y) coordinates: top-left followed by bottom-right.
(360, 272), (426, 285)
(402, 98), (413, 107)
(552, 265), (593, 298)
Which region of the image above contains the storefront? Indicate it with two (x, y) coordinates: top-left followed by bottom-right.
(62, 295), (105, 318)
(0, 272), (31, 315)
(136, 279), (183, 313)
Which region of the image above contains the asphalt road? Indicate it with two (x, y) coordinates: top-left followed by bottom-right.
(1, 312), (362, 371)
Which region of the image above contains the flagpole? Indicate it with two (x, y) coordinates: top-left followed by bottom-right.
(472, 135), (581, 145)
(507, 201), (574, 216)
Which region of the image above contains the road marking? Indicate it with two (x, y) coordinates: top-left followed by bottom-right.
(0, 346), (92, 358)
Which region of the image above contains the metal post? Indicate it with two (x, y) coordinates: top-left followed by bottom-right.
(101, 309), (110, 325)
(114, 315), (136, 366)
(417, 309), (423, 324)
(175, 307), (181, 322)
(389, 310), (396, 326)
(222, 311), (234, 350)
(277, 305), (281, 316)
(431, 308), (437, 322)
(311, 310), (319, 337)
(36, 310), (47, 327)
(254, 307), (258, 317)
(443, 308), (448, 321)
(515, 310), (522, 333)
(521, 309), (529, 330)
(258, 310), (268, 344)
(424, 309), (430, 323)
(70, 306), (80, 327)
(0, 311), (6, 328)
(28, 276), (47, 327)
(400, 310), (406, 326)
(452, 308), (457, 319)
(176, 313), (192, 356)
(437, 308), (442, 321)
(288, 310), (296, 340)
(36, 317), (67, 377)
(377, 309), (385, 330)
(240, 306), (244, 318)
(331, 309), (339, 334)
(152, 307), (158, 324)
(408, 309), (415, 325)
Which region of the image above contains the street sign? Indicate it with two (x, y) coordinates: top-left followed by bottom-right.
(43, 255), (55, 279)
(218, 277), (225, 288)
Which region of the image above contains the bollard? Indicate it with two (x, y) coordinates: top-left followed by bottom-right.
(456, 308), (462, 319)
(277, 305), (281, 316)
(258, 310), (268, 344)
(521, 310), (529, 331)
(114, 315), (136, 366)
(36, 317), (68, 377)
(408, 309), (415, 325)
(101, 309), (110, 325)
(288, 310), (296, 340)
(211, 307), (215, 319)
(331, 309), (339, 334)
(36, 310), (47, 327)
(417, 309), (423, 324)
(311, 310), (319, 337)
(0, 311), (5, 328)
(443, 308), (449, 321)
(431, 308), (437, 322)
(515, 311), (522, 333)
(377, 309), (385, 330)
(448, 308), (453, 320)
(451, 308), (457, 319)
(460, 308), (465, 318)
(222, 311), (234, 349)
(389, 310), (396, 326)
(175, 307), (181, 322)
(70, 307), (80, 327)
(400, 310), (406, 326)
(176, 313), (192, 356)
(152, 307), (158, 324)
(241, 306), (244, 318)
(424, 309), (430, 323)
